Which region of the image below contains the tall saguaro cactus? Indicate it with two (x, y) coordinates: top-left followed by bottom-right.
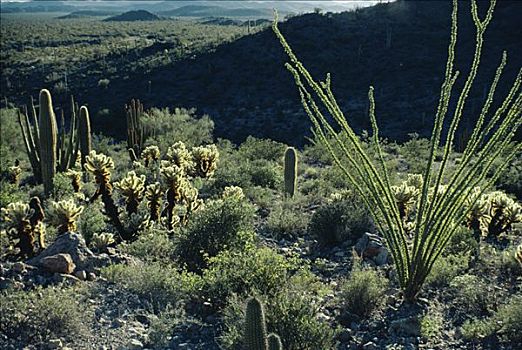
(245, 297), (269, 350)
(78, 106), (92, 168)
(38, 89), (58, 196)
(283, 147), (297, 197)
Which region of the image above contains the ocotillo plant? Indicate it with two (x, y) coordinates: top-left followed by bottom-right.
(283, 147), (297, 197)
(38, 89), (58, 196)
(274, 0), (521, 300)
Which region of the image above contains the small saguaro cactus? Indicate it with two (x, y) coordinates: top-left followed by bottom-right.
(115, 171), (146, 215)
(191, 144), (219, 178)
(283, 147), (297, 197)
(78, 106), (92, 168)
(1, 202), (36, 258)
(49, 199), (84, 234)
(267, 334), (283, 350)
(245, 297), (269, 350)
(38, 89), (58, 196)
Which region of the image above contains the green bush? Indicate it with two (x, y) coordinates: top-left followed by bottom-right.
(237, 136), (286, 162)
(461, 294), (522, 345)
(420, 303), (445, 340)
(221, 272), (334, 350)
(0, 286), (90, 345)
(77, 201), (107, 244)
(449, 274), (493, 321)
(308, 194), (371, 245)
(202, 245), (298, 306)
(119, 228), (175, 262)
(102, 262), (201, 311)
(425, 253), (469, 288)
(265, 202), (309, 240)
(339, 264), (387, 318)
(148, 304), (186, 349)
(248, 159), (281, 189)
(175, 196), (256, 271)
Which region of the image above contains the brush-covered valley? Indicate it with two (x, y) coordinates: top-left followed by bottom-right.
(0, 1), (521, 349)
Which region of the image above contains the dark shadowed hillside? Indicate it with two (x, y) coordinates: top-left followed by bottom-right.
(104, 10), (161, 22)
(73, 0), (520, 145)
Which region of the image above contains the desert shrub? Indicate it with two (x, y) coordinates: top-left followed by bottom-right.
(444, 225), (479, 256)
(175, 196), (255, 271)
(221, 271), (334, 350)
(494, 151), (521, 199)
(308, 194), (371, 245)
(420, 302), (445, 340)
(120, 228), (175, 262)
(425, 253), (469, 288)
(498, 244), (522, 276)
(0, 181), (25, 208)
(461, 294), (522, 345)
(248, 159), (280, 189)
(339, 264), (387, 318)
(237, 136), (286, 162)
(449, 274), (493, 321)
(102, 262), (201, 311)
(399, 134), (432, 174)
(77, 201), (107, 244)
(202, 245), (298, 306)
(51, 172), (76, 200)
(147, 304), (186, 349)
(0, 286), (89, 344)
(265, 202), (309, 240)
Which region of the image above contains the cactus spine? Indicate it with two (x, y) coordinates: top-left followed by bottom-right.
(283, 147), (297, 197)
(78, 106), (92, 168)
(245, 297), (269, 350)
(38, 89), (58, 196)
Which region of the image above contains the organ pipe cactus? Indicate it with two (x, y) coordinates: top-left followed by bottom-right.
(115, 171), (146, 215)
(283, 147), (297, 197)
(38, 89), (58, 196)
(125, 99), (149, 156)
(1, 202), (36, 258)
(191, 144), (219, 178)
(49, 199), (84, 234)
(84, 150), (125, 236)
(145, 182), (163, 222)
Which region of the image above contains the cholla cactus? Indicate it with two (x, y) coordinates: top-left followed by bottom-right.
(181, 183), (203, 225)
(65, 169), (82, 192)
(222, 186), (245, 201)
(191, 144), (219, 178)
(406, 173), (423, 190)
(84, 150), (124, 236)
(391, 182), (419, 219)
(8, 165), (22, 186)
(484, 191), (521, 237)
(141, 145), (160, 167)
(49, 199), (84, 234)
(145, 182), (163, 221)
(161, 164), (187, 229)
(166, 141), (193, 171)
(1, 202), (35, 257)
(90, 232), (115, 252)
(29, 197), (46, 249)
(464, 187), (489, 237)
(115, 171), (146, 215)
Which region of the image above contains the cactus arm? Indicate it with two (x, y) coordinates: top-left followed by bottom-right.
(18, 108), (42, 182)
(29, 96), (40, 149)
(78, 106), (92, 168)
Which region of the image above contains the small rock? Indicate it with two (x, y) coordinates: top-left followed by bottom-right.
(53, 273), (80, 285)
(74, 270), (87, 281)
(128, 339), (143, 349)
(41, 254), (76, 274)
(390, 316), (421, 337)
(363, 341), (378, 350)
(48, 338), (63, 349)
(87, 272), (96, 281)
(13, 262), (27, 273)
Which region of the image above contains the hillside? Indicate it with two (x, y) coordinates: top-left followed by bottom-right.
(160, 5), (270, 18)
(104, 10), (161, 22)
(57, 10), (117, 19)
(71, 0), (521, 145)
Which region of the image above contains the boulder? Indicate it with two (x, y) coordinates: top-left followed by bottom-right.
(41, 254), (76, 274)
(27, 232), (109, 272)
(355, 232), (389, 266)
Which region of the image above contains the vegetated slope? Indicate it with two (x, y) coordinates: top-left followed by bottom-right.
(160, 5), (270, 18)
(86, 0), (520, 146)
(57, 11), (117, 19)
(104, 10), (161, 22)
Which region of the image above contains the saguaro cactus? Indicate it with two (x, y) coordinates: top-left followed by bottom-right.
(78, 106), (92, 168)
(268, 334), (283, 350)
(245, 297), (269, 350)
(38, 89), (58, 196)
(283, 147), (297, 197)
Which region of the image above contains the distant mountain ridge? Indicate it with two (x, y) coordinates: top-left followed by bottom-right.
(104, 10), (161, 22)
